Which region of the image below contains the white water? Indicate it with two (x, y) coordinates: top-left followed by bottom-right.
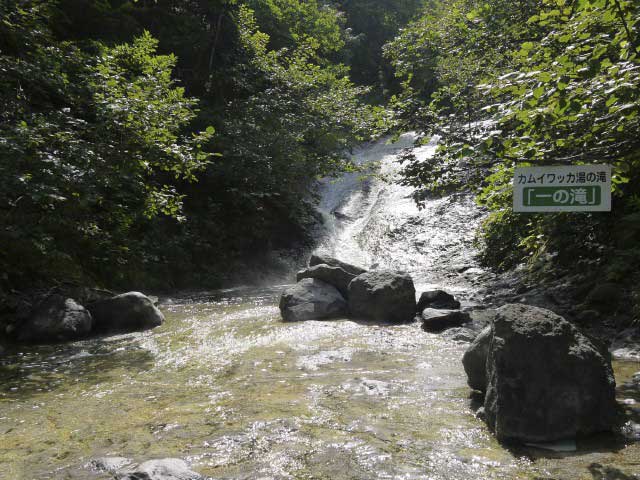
(315, 132), (487, 299)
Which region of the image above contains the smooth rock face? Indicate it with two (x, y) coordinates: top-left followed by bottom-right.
(309, 252), (366, 276)
(18, 294), (92, 343)
(279, 278), (348, 322)
(484, 304), (618, 443)
(417, 290), (461, 311)
(296, 264), (355, 298)
(119, 459), (202, 480)
(421, 308), (471, 332)
(462, 326), (492, 391)
(347, 271), (416, 323)
(87, 292), (164, 334)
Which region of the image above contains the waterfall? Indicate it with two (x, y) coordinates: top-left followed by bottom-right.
(314, 132), (486, 296)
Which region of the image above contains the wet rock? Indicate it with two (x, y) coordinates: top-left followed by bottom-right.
(116, 459), (202, 480)
(462, 326), (491, 392)
(296, 264), (355, 298)
(417, 290), (461, 311)
(421, 308), (471, 332)
(309, 252), (366, 276)
(574, 309), (600, 326)
(484, 304), (618, 443)
(588, 463), (640, 480)
(347, 270), (416, 323)
(87, 291), (164, 334)
(17, 294), (92, 343)
(90, 457), (133, 473)
(441, 327), (477, 342)
(279, 278), (347, 322)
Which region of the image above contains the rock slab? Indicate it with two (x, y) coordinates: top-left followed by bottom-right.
(417, 290), (461, 311)
(296, 264), (355, 298)
(279, 278), (347, 322)
(309, 252), (366, 276)
(484, 304), (618, 442)
(88, 291), (164, 334)
(462, 325), (492, 391)
(348, 271), (416, 323)
(421, 308), (471, 332)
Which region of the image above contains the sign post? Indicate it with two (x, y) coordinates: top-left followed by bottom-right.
(513, 165), (612, 212)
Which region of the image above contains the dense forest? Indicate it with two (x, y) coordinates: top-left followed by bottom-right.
(1, 0), (639, 310)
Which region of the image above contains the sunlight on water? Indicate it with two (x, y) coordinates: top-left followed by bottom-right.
(0, 135), (638, 479)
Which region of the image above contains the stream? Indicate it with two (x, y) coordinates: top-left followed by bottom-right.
(0, 134), (638, 479)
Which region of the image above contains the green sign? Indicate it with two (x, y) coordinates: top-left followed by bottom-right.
(523, 186), (601, 207)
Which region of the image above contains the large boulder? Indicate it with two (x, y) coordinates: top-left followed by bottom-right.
(91, 457), (202, 480)
(279, 278), (348, 322)
(347, 271), (416, 323)
(296, 264), (355, 298)
(421, 308), (471, 332)
(484, 304), (618, 443)
(417, 290), (461, 311)
(309, 252), (366, 276)
(18, 294), (92, 343)
(87, 292), (164, 334)
(462, 326), (492, 391)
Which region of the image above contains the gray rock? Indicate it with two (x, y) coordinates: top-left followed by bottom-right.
(586, 283), (622, 312)
(87, 292), (164, 334)
(18, 294), (92, 343)
(462, 326), (492, 391)
(417, 290), (461, 311)
(309, 252), (366, 276)
(348, 270), (416, 323)
(441, 327), (477, 342)
(90, 457), (133, 473)
(296, 264), (355, 298)
(279, 278), (347, 322)
(118, 459), (202, 480)
(421, 308), (471, 332)
(484, 304), (618, 442)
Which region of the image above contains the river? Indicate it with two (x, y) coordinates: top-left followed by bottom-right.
(0, 134), (638, 479)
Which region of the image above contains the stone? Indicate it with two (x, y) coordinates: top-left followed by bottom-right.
(279, 278), (347, 322)
(113, 459), (202, 480)
(484, 304), (618, 443)
(462, 326), (492, 392)
(441, 327), (477, 342)
(17, 294), (92, 343)
(87, 291), (164, 334)
(417, 290), (461, 311)
(296, 264), (356, 298)
(586, 283), (622, 312)
(309, 252), (366, 276)
(421, 308), (471, 332)
(347, 270), (416, 323)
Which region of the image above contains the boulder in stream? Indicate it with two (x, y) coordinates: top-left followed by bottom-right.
(18, 294), (92, 343)
(483, 304), (618, 443)
(462, 325), (492, 391)
(421, 308), (471, 332)
(92, 457), (202, 480)
(296, 264), (355, 298)
(279, 278), (348, 322)
(347, 270), (416, 323)
(87, 291), (164, 334)
(417, 289), (461, 311)
(309, 252), (367, 276)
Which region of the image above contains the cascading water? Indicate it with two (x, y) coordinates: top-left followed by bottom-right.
(0, 135), (638, 480)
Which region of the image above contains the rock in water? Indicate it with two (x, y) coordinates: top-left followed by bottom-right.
(296, 264), (355, 298)
(279, 278), (347, 322)
(18, 294), (92, 342)
(88, 291), (164, 334)
(484, 304), (618, 443)
(462, 326), (492, 391)
(348, 271), (416, 323)
(309, 252), (367, 276)
(121, 459), (202, 480)
(421, 308), (471, 332)
(417, 290), (461, 311)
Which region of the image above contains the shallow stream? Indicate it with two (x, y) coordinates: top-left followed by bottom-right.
(0, 135), (638, 479)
